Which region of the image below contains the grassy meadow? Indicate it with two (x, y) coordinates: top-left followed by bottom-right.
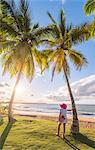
(0, 116), (95, 150)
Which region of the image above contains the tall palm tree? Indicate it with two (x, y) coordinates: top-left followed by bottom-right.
(0, 0), (50, 122)
(84, 0), (95, 16)
(43, 9), (89, 133)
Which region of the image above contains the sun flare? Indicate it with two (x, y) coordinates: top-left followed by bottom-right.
(16, 84), (26, 96)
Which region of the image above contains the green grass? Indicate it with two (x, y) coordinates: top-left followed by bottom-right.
(0, 116), (95, 150)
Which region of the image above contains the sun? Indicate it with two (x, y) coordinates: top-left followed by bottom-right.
(16, 84), (26, 96)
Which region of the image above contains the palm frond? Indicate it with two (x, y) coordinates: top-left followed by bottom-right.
(47, 11), (63, 38)
(23, 56), (35, 81)
(29, 55), (35, 81)
(67, 50), (88, 70)
(36, 39), (56, 47)
(32, 23), (39, 30)
(47, 12), (57, 24)
(70, 23), (90, 44)
(55, 49), (65, 74)
(43, 49), (54, 57)
(51, 49), (65, 81)
(88, 19), (95, 36)
(84, 0), (95, 16)
(30, 26), (52, 37)
(0, 40), (16, 50)
(40, 49), (54, 74)
(51, 49), (70, 81)
(59, 9), (65, 36)
(66, 24), (73, 33)
(63, 32), (72, 48)
(0, 0), (16, 16)
(0, 0), (20, 30)
(0, 19), (19, 37)
(2, 51), (14, 75)
(53, 24), (63, 39)
(33, 49), (48, 72)
(20, 0), (30, 33)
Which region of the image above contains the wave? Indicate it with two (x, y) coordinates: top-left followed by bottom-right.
(13, 103), (95, 117)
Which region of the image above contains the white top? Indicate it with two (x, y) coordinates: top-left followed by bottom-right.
(60, 108), (67, 120)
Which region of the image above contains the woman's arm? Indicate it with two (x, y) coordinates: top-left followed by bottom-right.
(67, 107), (76, 111)
(67, 109), (72, 111)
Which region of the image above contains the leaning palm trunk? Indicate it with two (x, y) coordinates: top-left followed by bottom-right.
(63, 66), (79, 133)
(8, 65), (23, 123)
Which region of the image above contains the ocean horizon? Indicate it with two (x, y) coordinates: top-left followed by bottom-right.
(10, 102), (95, 118)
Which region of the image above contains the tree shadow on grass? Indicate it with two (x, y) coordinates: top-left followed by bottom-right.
(60, 137), (80, 150)
(72, 133), (95, 149)
(0, 122), (14, 150)
(65, 137), (80, 150)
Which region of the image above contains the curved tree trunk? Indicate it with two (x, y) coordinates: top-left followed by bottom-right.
(63, 66), (79, 134)
(8, 65), (23, 123)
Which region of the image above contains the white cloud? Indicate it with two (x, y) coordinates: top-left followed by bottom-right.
(0, 81), (11, 102)
(46, 74), (95, 104)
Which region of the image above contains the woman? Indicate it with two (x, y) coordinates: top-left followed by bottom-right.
(56, 103), (67, 139)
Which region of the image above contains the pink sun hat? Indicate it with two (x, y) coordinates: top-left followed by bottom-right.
(60, 103), (67, 109)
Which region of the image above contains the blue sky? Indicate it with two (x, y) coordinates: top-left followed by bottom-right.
(0, 0), (95, 103)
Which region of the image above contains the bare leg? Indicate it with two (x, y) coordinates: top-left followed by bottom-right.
(56, 123), (61, 136)
(62, 123), (66, 139)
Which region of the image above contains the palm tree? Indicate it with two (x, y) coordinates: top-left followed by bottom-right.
(84, 0), (95, 38)
(0, 0), (50, 122)
(43, 9), (89, 133)
(84, 0), (95, 16)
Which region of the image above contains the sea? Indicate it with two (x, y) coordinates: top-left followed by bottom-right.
(13, 103), (95, 118)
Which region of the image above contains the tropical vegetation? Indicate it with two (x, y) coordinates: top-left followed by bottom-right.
(0, 0), (94, 137)
(42, 9), (90, 133)
(84, 0), (95, 16)
(0, 0), (51, 122)
(84, 0), (95, 37)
